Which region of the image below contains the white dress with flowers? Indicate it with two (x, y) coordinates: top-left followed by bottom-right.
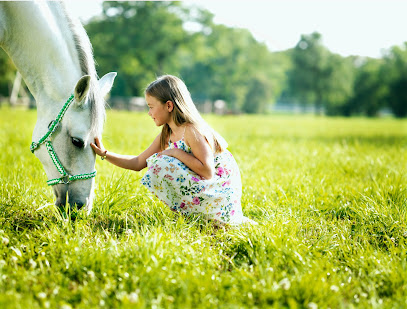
(141, 138), (251, 225)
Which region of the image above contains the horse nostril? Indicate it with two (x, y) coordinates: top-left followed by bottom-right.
(75, 202), (84, 210)
(67, 195), (86, 210)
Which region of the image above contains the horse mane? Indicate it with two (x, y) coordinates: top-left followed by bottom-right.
(60, 3), (105, 137)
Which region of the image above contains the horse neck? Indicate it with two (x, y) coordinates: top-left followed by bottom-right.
(0, 2), (86, 114)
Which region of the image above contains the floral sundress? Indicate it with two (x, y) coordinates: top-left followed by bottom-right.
(141, 136), (252, 225)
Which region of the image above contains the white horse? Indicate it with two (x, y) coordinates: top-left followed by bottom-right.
(0, 2), (116, 211)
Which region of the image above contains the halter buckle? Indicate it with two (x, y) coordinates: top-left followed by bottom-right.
(48, 119), (57, 130)
(61, 175), (70, 184)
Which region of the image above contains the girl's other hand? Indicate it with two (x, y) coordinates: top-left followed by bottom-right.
(90, 137), (106, 156)
(158, 148), (175, 157)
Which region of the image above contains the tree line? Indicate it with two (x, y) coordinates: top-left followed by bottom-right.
(284, 32), (407, 117)
(1, 1), (406, 117)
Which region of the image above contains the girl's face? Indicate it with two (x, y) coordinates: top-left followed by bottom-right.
(146, 94), (171, 126)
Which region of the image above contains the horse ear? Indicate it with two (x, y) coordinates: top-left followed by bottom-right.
(98, 72), (117, 98)
(74, 75), (91, 106)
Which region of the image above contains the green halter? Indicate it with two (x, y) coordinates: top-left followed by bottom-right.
(30, 94), (97, 186)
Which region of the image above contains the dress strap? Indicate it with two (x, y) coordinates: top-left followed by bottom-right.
(168, 126), (186, 145)
(181, 126), (186, 140)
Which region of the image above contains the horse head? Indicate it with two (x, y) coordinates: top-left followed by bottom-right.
(32, 72), (116, 211)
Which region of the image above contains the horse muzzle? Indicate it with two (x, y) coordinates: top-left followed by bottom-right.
(53, 184), (91, 210)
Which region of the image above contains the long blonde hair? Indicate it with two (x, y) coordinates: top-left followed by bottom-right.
(145, 75), (227, 153)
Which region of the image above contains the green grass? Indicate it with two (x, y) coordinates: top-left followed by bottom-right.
(0, 106), (406, 308)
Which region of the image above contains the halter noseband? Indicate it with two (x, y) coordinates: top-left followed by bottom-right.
(30, 94), (97, 186)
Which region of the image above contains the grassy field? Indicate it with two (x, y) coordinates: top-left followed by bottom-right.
(0, 107), (406, 308)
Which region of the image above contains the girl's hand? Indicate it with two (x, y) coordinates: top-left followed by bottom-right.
(90, 137), (106, 157)
(158, 148), (176, 157)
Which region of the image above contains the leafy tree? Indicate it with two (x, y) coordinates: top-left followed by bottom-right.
(267, 50), (293, 104)
(287, 32), (356, 116)
(288, 32), (331, 111)
(85, 1), (187, 96)
(323, 54), (355, 116)
(242, 76), (271, 113)
(346, 58), (386, 117)
(382, 43), (407, 117)
(180, 22), (278, 112)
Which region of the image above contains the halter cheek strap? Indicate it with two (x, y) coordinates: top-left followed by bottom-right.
(30, 94), (97, 186)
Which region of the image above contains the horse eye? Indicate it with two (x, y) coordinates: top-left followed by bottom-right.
(71, 137), (84, 148)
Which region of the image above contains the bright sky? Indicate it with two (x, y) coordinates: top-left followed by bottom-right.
(66, 0), (407, 58)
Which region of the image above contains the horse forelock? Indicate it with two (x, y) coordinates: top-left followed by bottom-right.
(88, 79), (106, 137)
(61, 3), (105, 137)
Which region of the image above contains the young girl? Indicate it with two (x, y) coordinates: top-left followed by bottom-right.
(91, 75), (254, 226)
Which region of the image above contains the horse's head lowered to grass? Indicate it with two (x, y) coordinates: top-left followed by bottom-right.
(0, 2), (116, 211)
(31, 73), (116, 210)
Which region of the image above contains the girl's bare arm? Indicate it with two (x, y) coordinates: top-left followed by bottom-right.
(91, 134), (161, 171)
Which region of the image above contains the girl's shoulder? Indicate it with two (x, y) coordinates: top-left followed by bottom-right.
(184, 123), (215, 150)
(184, 123), (203, 141)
